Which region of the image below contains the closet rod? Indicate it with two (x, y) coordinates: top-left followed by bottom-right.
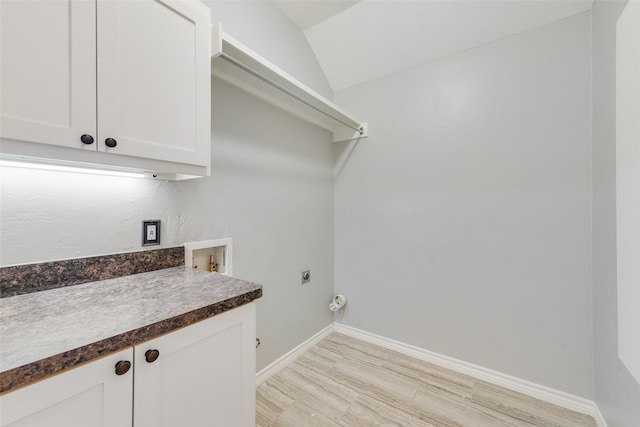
(219, 52), (364, 136)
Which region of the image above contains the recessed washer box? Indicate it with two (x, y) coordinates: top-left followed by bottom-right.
(184, 238), (232, 276)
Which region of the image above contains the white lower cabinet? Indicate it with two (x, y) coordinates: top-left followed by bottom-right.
(0, 303), (256, 427)
(0, 349), (134, 427)
(134, 303), (256, 427)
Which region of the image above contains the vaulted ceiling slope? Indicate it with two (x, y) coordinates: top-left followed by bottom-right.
(273, 0), (593, 92)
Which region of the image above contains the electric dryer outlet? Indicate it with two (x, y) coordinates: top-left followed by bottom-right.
(301, 270), (311, 284)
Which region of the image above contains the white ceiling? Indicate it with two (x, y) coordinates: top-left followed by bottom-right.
(272, 0), (362, 30)
(273, 0), (593, 92)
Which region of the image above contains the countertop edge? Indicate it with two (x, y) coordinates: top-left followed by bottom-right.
(0, 288), (262, 394)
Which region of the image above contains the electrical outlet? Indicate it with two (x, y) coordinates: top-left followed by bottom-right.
(301, 270), (311, 284)
(142, 220), (161, 246)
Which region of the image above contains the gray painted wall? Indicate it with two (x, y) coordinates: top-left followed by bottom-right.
(178, 78), (335, 370)
(0, 0), (335, 371)
(334, 13), (593, 398)
(592, 0), (640, 424)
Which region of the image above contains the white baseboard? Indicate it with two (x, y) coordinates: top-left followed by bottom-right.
(256, 323), (335, 385)
(593, 404), (609, 427)
(333, 324), (599, 421)
(256, 322), (606, 425)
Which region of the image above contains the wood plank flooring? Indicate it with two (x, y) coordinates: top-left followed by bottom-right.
(256, 333), (596, 427)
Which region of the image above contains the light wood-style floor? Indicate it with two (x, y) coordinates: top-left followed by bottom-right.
(256, 333), (596, 427)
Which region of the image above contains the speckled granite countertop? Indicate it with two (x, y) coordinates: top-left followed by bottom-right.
(0, 266), (262, 393)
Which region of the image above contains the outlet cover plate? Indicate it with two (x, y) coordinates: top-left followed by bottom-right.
(142, 220), (161, 246)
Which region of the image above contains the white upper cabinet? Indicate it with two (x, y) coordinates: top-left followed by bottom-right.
(97, 0), (210, 166)
(0, 0), (211, 179)
(0, 0), (97, 151)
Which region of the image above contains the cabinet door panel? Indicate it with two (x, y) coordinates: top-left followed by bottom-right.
(134, 304), (256, 427)
(0, 349), (133, 427)
(97, 0), (210, 166)
(0, 0), (96, 150)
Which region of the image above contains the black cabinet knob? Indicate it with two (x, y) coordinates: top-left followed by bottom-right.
(145, 349), (160, 363)
(80, 134), (94, 145)
(105, 138), (117, 148)
(114, 360), (131, 376)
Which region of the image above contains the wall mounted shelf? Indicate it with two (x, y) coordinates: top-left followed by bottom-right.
(210, 24), (368, 143)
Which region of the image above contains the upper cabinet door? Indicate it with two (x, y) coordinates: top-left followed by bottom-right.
(0, 0), (97, 150)
(96, 0), (210, 166)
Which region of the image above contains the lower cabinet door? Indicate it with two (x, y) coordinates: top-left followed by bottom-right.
(133, 303), (256, 427)
(0, 349), (133, 427)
